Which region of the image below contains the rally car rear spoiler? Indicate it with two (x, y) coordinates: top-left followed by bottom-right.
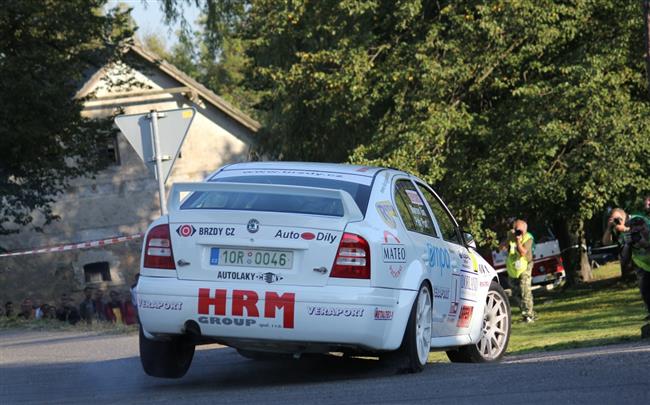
(167, 182), (364, 222)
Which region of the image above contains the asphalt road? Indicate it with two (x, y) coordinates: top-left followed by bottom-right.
(1, 329), (648, 405)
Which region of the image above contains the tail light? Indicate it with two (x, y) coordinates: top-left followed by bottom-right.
(143, 224), (176, 269)
(330, 233), (370, 279)
(556, 257), (565, 273)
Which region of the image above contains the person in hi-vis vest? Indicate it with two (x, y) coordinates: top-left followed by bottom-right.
(505, 219), (536, 323)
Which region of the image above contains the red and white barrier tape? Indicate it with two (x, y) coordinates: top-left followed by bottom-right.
(0, 233), (143, 258)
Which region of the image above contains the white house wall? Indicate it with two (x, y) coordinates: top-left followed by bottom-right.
(0, 57), (255, 304)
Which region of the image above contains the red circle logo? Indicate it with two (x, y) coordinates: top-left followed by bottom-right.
(179, 225), (193, 237)
(301, 232), (315, 240)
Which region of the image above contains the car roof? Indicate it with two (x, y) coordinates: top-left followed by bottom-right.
(207, 161), (391, 181)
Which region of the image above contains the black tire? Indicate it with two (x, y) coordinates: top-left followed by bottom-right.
(139, 326), (195, 378)
(383, 283), (432, 373)
(446, 281), (511, 363)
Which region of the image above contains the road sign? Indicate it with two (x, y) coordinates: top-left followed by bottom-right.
(115, 107), (196, 215)
(115, 108), (196, 183)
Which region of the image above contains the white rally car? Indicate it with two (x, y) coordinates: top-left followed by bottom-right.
(137, 162), (511, 378)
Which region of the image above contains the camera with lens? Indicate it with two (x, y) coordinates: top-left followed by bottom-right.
(514, 229), (523, 237)
(613, 217), (623, 226)
(627, 217), (647, 246)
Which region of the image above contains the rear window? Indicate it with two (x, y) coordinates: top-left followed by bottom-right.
(180, 175), (371, 216)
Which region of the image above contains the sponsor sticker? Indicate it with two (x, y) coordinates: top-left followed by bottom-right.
(457, 305), (474, 328)
(374, 307), (394, 320)
(383, 230), (401, 244)
(389, 264), (403, 278)
(376, 201), (397, 229)
(215, 271), (284, 284)
(426, 243), (451, 272)
(138, 298), (183, 311)
(382, 244), (406, 263)
(176, 224), (196, 237)
(308, 306), (364, 317)
(274, 230), (337, 244)
(434, 286), (450, 300)
(404, 189), (424, 206)
(198, 289), (295, 329)
(479, 280), (490, 288)
(461, 274), (478, 291)
(198, 226), (235, 236)
(448, 302), (459, 317)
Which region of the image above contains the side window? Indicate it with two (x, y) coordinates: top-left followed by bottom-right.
(417, 183), (463, 245)
(394, 180), (436, 236)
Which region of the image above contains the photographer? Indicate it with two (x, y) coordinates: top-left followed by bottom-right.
(504, 219), (536, 323)
(621, 215), (650, 321)
(602, 208), (633, 280)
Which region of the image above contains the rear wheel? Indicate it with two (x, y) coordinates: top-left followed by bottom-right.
(446, 281), (511, 363)
(139, 326), (195, 378)
(385, 283), (432, 373)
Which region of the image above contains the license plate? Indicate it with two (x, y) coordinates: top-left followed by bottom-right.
(210, 248), (293, 269)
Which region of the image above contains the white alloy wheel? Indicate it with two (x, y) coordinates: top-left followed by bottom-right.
(415, 286), (433, 365)
(446, 281), (511, 363)
(478, 289), (510, 360)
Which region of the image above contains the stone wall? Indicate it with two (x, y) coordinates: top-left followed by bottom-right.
(0, 239), (142, 307)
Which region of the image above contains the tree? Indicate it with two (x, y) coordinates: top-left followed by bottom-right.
(0, 0), (133, 235)
(146, 2), (258, 114)
(163, 1), (650, 285)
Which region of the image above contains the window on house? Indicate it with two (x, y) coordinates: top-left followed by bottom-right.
(105, 134), (120, 165)
(84, 262), (112, 283)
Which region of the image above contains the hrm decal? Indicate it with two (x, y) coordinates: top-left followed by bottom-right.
(198, 289), (295, 328)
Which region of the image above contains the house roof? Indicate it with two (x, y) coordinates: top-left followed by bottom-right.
(78, 41), (261, 134)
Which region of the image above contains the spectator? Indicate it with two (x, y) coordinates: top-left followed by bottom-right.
(34, 301), (44, 320)
(4, 301), (14, 318)
(93, 289), (109, 322)
(44, 304), (57, 320)
(79, 287), (96, 324)
(105, 290), (137, 325)
(621, 214), (650, 321)
(602, 208), (633, 280)
(56, 293), (80, 325)
(503, 219), (536, 323)
(17, 298), (34, 320)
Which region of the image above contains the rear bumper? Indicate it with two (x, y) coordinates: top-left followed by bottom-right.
(136, 276), (416, 352)
(532, 270), (566, 286)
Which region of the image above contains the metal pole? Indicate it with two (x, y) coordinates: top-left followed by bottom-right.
(150, 110), (167, 215)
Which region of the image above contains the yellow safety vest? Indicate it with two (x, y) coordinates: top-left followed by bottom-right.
(506, 232), (533, 278)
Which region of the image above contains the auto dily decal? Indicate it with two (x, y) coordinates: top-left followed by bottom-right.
(274, 230), (337, 244)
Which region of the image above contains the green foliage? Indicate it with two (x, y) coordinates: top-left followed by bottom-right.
(141, 1), (650, 260)
(143, 3), (258, 114)
(0, 0), (133, 235)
